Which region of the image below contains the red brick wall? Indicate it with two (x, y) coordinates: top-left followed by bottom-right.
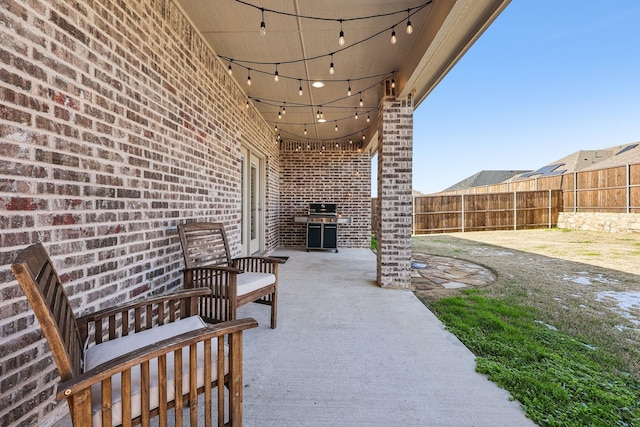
(279, 142), (372, 248)
(0, 0), (279, 425)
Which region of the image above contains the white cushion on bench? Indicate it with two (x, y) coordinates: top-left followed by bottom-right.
(237, 272), (276, 296)
(85, 315), (228, 427)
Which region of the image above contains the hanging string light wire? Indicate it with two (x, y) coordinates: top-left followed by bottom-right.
(220, 1), (431, 71)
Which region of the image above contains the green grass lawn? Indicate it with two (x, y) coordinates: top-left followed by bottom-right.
(425, 290), (640, 427)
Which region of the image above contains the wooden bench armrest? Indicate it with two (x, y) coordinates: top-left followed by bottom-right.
(56, 318), (258, 399)
(76, 289), (212, 324)
(182, 265), (243, 274)
(232, 256), (285, 264)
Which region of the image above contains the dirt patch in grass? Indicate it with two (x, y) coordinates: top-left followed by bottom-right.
(412, 228), (640, 379)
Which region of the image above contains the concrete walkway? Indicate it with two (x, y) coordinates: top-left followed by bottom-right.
(53, 248), (535, 426)
(239, 248), (535, 426)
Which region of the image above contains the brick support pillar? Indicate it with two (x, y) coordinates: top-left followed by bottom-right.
(376, 82), (413, 288)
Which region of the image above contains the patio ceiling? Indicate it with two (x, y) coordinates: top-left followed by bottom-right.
(175, 0), (510, 149)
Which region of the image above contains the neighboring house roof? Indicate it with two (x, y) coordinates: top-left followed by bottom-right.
(580, 142), (640, 171)
(443, 170), (531, 192)
(510, 142), (640, 180)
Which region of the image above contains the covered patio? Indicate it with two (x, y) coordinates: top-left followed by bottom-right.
(50, 248), (534, 426)
(1, 1), (515, 424)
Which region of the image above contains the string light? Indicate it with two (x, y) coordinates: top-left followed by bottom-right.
(274, 64), (279, 82)
(406, 9), (413, 34)
(359, 94), (363, 107)
(282, 102), (286, 115)
(355, 109), (358, 120)
(278, 108), (282, 119)
(275, 124), (278, 131)
(247, 68), (251, 85)
(391, 79), (395, 88)
(304, 125), (307, 135)
(298, 79), (303, 96)
(329, 53), (335, 75)
(390, 28), (397, 44)
(335, 121), (338, 132)
(260, 8), (266, 36)
(338, 19), (345, 46)
(367, 113), (370, 122)
(347, 80), (351, 97)
(246, 99), (249, 108)
(228, 60), (233, 75)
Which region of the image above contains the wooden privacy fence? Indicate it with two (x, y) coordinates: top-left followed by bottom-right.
(371, 162), (639, 234)
(412, 190), (563, 234)
(440, 163), (640, 214)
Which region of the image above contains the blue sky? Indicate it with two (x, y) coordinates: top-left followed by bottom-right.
(403, 0), (640, 195)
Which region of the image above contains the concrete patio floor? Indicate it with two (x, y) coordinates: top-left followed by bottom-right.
(238, 247), (535, 426)
(53, 248), (536, 426)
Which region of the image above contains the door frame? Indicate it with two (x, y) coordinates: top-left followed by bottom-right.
(241, 144), (266, 255)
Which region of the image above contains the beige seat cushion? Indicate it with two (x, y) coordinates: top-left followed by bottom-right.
(84, 316), (228, 427)
(237, 272), (275, 296)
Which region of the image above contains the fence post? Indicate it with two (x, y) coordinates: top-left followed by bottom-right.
(412, 195), (416, 234)
(573, 171), (578, 213)
(513, 191), (517, 230)
(627, 164), (631, 214)
(548, 189), (552, 228)
(461, 194), (465, 233)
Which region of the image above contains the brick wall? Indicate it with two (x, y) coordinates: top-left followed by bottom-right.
(279, 141), (371, 248)
(376, 88), (413, 288)
(0, 0), (279, 425)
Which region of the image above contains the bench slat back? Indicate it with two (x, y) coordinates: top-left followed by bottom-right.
(178, 222), (232, 269)
(12, 243), (83, 381)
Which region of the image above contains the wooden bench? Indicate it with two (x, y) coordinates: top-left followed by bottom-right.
(11, 243), (257, 426)
(178, 222), (284, 329)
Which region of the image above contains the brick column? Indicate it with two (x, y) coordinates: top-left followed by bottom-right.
(376, 81), (413, 288)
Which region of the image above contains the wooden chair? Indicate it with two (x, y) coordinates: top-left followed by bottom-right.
(11, 243), (258, 427)
(178, 222), (284, 329)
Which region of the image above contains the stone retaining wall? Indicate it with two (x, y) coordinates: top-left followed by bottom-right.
(557, 212), (640, 233)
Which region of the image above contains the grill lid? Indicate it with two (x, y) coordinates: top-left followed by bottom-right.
(308, 203), (337, 216)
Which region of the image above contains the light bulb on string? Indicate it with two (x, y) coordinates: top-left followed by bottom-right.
(274, 64), (279, 82)
(359, 94), (363, 107)
(274, 124), (278, 131)
(246, 99), (249, 108)
(278, 109), (282, 120)
(347, 80), (351, 97)
(391, 79), (395, 88)
(335, 121), (338, 132)
(227, 61), (233, 75)
(260, 8), (266, 36)
(247, 69), (251, 86)
(406, 9), (413, 34)
(316, 108), (320, 119)
(338, 19), (345, 46)
(304, 125), (307, 135)
(282, 103), (286, 115)
(367, 114), (370, 123)
(329, 53), (335, 75)
(298, 79), (303, 96)
(355, 109), (358, 120)
(390, 28), (397, 44)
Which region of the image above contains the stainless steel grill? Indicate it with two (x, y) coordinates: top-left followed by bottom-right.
(306, 203), (338, 252)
